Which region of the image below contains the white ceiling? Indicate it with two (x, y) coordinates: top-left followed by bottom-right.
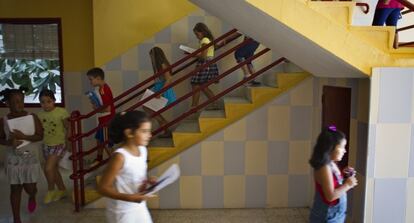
(190, 0), (366, 78)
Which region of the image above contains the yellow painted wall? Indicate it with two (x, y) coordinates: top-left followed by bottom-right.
(0, 0), (94, 72)
(93, 0), (197, 66)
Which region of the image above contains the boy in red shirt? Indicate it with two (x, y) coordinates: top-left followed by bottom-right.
(86, 68), (115, 166)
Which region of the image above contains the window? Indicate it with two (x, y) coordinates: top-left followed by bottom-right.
(0, 18), (64, 106)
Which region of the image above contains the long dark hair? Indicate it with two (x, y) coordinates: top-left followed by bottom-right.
(309, 127), (346, 170)
(193, 22), (214, 42)
(0, 87), (27, 103)
(109, 111), (150, 144)
(149, 47), (171, 74)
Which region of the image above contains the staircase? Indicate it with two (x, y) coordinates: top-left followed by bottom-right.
(189, 0), (414, 77)
(82, 71), (310, 207)
(68, 27), (312, 208)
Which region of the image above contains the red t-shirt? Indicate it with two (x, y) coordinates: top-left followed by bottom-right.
(98, 84), (115, 124)
(315, 172), (343, 206)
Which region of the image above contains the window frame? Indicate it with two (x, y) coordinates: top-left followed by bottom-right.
(0, 18), (64, 108)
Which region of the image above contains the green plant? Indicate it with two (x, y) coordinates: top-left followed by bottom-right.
(0, 58), (61, 100)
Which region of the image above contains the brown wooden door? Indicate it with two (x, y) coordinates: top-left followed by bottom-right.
(322, 86), (351, 169)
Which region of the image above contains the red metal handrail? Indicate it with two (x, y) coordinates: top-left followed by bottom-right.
(153, 57), (286, 136)
(71, 50), (282, 179)
(69, 28), (239, 122)
(356, 3), (370, 14)
(315, 1), (370, 14)
(69, 38), (253, 143)
(151, 47), (271, 134)
(115, 32), (242, 109)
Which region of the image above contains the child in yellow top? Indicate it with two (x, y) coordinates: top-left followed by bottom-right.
(190, 22), (220, 110)
(37, 89), (70, 204)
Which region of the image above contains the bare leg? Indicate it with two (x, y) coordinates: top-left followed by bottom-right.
(191, 84), (201, 107)
(23, 183), (37, 200)
(10, 184), (23, 223)
(44, 155), (60, 190)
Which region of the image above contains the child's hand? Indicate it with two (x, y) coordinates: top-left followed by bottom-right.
(148, 176), (157, 185)
(8, 133), (23, 148)
(345, 176), (358, 189)
(129, 193), (157, 203)
(12, 129), (27, 140)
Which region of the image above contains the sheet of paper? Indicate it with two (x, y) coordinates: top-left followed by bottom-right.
(144, 164), (180, 195)
(7, 115), (35, 149)
(141, 89), (168, 112)
(179, 44), (196, 54)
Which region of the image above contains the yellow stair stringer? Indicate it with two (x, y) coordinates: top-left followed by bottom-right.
(246, 0), (414, 75)
(147, 72), (310, 169)
(81, 72), (310, 205)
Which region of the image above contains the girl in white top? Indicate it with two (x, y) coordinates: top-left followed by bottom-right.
(98, 111), (156, 223)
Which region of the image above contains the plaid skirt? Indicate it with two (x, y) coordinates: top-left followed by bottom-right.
(191, 59), (219, 84)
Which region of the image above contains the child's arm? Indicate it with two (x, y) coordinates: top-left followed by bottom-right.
(316, 165), (358, 202)
(12, 114), (43, 142)
(98, 153), (152, 202)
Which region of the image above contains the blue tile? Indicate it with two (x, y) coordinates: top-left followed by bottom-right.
(313, 78), (320, 106)
(410, 124), (414, 177)
(81, 73), (91, 93)
(356, 122), (368, 176)
(221, 22), (233, 34)
(224, 142), (245, 175)
(122, 71), (140, 90)
(66, 95), (82, 113)
(288, 175), (310, 207)
(367, 124), (376, 178)
(373, 178), (407, 223)
(105, 57), (122, 71)
(202, 176), (224, 208)
(159, 180), (181, 208)
(171, 43), (186, 64)
(271, 92), (290, 105)
(138, 43), (155, 70)
(155, 27), (172, 43)
(267, 141), (289, 174)
(290, 106), (312, 140)
(245, 175), (267, 208)
(207, 131), (224, 141)
(180, 144), (201, 176)
(378, 71), (413, 123)
(347, 79), (359, 119)
(246, 106), (267, 140)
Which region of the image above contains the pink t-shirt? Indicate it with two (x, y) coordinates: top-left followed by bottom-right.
(377, 0), (404, 9)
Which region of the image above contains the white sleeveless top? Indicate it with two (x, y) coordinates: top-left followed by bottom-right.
(106, 146), (148, 212)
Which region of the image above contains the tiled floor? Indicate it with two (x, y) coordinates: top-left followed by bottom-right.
(0, 166), (310, 223)
(0, 198), (310, 223)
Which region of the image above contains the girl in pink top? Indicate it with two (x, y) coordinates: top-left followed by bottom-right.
(373, 0), (405, 48)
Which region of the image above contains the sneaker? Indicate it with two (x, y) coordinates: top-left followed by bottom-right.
(28, 197), (37, 213)
(158, 131), (172, 138)
(205, 103), (220, 111)
(53, 190), (66, 202)
(44, 190), (55, 204)
(248, 80), (261, 86)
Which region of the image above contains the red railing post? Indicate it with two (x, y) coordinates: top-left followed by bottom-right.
(76, 116), (85, 206)
(69, 110), (81, 212)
